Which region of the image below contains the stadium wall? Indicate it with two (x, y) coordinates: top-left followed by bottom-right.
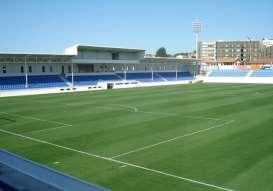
(0, 79), (195, 97)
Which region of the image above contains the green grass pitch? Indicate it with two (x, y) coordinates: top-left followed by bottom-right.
(1, 83), (273, 191)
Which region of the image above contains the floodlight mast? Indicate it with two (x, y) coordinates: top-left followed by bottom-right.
(246, 36), (252, 63)
(192, 19), (202, 78)
(192, 19), (201, 59)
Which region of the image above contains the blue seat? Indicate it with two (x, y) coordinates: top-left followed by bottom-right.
(28, 75), (67, 88)
(209, 70), (249, 77)
(155, 72), (193, 81)
(67, 74), (121, 85)
(0, 72), (194, 90)
(0, 75), (67, 90)
(123, 72), (153, 82)
(0, 76), (26, 89)
(251, 70), (273, 77)
(116, 72), (193, 82)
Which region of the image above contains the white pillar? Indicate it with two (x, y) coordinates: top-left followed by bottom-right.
(124, 66), (127, 81)
(71, 61), (74, 88)
(151, 66), (153, 81)
(24, 56), (28, 88)
(176, 64), (178, 80)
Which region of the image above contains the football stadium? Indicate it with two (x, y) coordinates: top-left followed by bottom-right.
(0, 43), (273, 191)
(1, 1), (273, 191)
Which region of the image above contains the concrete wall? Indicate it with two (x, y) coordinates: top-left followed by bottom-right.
(0, 53), (196, 76)
(0, 61), (195, 76)
(0, 62), (71, 76)
(201, 76), (273, 84)
(76, 50), (144, 60)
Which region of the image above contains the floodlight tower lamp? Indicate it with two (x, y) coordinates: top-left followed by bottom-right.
(192, 19), (202, 60)
(192, 19), (202, 79)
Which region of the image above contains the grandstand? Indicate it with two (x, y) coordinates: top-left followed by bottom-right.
(202, 67), (273, 84)
(0, 75), (68, 89)
(250, 69), (273, 77)
(66, 73), (121, 86)
(208, 70), (250, 77)
(0, 45), (197, 94)
(2, 45), (273, 94)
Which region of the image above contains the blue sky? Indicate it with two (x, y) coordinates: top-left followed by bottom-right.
(0, 0), (272, 54)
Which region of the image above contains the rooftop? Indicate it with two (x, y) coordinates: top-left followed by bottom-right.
(0, 52), (73, 57)
(65, 44), (145, 55)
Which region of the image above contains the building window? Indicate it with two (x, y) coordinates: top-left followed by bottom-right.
(112, 53), (119, 60)
(2, 66), (6, 74)
(42, 66), (45, 73)
(28, 66), (32, 73)
(50, 66), (53, 72)
(68, 66), (71, 73)
(61, 65), (65, 74)
(20, 66), (24, 73)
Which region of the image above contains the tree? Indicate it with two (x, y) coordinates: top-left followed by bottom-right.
(156, 47), (168, 57)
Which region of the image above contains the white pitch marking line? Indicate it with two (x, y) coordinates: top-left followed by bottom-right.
(108, 104), (138, 112)
(139, 110), (175, 116)
(97, 104), (223, 121)
(96, 105), (118, 110)
(29, 125), (69, 134)
(184, 115), (222, 121)
(0, 111), (72, 127)
(136, 110), (222, 121)
(137, 111), (221, 121)
(0, 128), (235, 191)
(95, 104), (138, 113)
(92, 103), (224, 122)
(119, 165), (128, 168)
(111, 120), (235, 159)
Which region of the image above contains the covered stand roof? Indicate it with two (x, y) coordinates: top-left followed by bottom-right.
(65, 44), (145, 55)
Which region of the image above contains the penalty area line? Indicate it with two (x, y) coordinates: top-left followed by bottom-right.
(93, 103), (224, 123)
(0, 111), (72, 127)
(28, 125), (70, 134)
(0, 128), (235, 191)
(111, 120), (235, 159)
